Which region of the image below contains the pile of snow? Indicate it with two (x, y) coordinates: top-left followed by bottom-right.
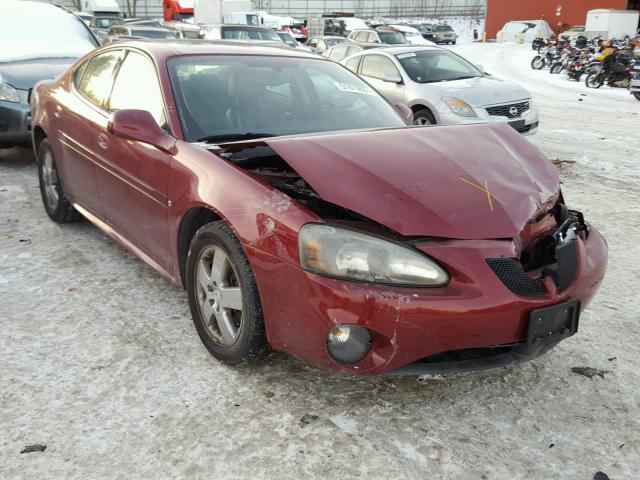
(497, 20), (553, 43)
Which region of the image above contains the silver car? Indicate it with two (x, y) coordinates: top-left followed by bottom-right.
(341, 46), (539, 135)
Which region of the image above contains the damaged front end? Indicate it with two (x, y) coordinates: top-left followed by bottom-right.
(202, 125), (607, 375)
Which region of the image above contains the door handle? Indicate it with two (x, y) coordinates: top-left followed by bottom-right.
(53, 105), (62, 119)
(97, 133), (109, 150)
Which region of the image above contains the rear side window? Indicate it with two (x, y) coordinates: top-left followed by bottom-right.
(344, 56), (361, 73)
(329, 46), (348, 61)
(75, 50), (123, 108)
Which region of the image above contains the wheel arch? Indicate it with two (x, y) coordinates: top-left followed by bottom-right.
(177, 206), (223, 287)
(410, 103), (438, 123)
(32, 126), (47, 157)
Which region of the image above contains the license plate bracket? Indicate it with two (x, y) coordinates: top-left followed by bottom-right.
(526, 299), (580, 349)
(509, 119), (525, 131)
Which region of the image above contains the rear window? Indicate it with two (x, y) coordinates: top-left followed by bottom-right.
(378, 31), (409, 44)
(221, 26), (281, 42)
(131, 28), (179, 39)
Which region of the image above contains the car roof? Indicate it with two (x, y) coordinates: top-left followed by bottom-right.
(99, 40), (323, 62)
(370, 45), (443, 55)
(6, 0), (72, 16)
(388, 24), (419, 33)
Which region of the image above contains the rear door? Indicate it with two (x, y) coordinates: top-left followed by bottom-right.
(98, 49), (173, 268)
(57, 49), (124, 217)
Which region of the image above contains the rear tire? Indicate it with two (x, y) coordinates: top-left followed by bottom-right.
(186, 221), (269, 366)
(413, 108), (436, 126)
(37, 138), (81, 223)
(550, 63), (563, 74)
(634, 92), (640, 101)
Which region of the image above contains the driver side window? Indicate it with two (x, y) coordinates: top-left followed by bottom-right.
(360, 55), (400, 80)
(107, 50), (167, 130)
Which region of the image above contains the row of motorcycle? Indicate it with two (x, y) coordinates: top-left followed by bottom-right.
(530, 36), (640, 101)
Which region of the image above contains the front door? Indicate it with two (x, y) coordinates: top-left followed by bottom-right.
(359, 54), (406, 106)
(97, 49), (173, 269)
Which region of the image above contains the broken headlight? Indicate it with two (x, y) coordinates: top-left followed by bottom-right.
(299, 224), (449, 286)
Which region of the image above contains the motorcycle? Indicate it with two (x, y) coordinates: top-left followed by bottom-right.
(567, 50), (597, 81)
(531, 46), (560, 70)
(630, 50), (640, 101)
(585, 51), (632, 88)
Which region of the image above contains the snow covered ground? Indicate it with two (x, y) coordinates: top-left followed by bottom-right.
(1, 42), (639, 479)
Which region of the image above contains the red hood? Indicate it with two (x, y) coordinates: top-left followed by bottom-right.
(264, 124), (560, 240)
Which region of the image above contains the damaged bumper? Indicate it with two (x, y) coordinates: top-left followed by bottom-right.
(246, 224), (607, 376)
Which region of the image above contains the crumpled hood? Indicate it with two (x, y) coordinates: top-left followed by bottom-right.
(424, 76), (530, 108)
(0, 57), (77, 90)
(265, 123), (559, 240)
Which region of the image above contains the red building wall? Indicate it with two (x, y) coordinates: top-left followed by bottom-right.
(485, 0), (629, 38)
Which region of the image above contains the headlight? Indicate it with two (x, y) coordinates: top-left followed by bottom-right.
(299, 224), (449, 286)
(442, 96), (477, 117)
(0, 75), (20, 103)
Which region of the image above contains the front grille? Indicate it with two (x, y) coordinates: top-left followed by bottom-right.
(487, 239), (578, 296)
(486, 101), (530, 118)
(555, 240), (578, 291)
(486, 258), (545, 296)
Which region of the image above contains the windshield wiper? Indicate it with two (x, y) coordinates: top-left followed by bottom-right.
(447, 76), (479, 81)
(196, 132), (277, 143)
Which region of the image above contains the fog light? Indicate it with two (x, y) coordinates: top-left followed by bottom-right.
(327, 325), (372, 364)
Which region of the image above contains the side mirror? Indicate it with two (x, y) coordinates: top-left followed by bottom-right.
(395, 104), (413, 124)
(383, 73), (403, 84)
(107, 109), (176, 155)
(475, 63), (485, 73)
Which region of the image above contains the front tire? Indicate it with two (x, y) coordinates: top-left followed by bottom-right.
(37, 138), (81, 223)
(634, 92), (640, 101)
(531, 56), (546, 70)
(585, 71), (603, 88)
(186, 221), (269, 365)
(413, 108), (436, 125)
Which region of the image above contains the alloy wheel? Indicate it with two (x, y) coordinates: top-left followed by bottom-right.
(41, 150), (60, 212)
(195, 245), (243, 346)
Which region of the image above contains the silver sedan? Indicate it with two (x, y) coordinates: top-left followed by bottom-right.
(341, 46), (539, 135)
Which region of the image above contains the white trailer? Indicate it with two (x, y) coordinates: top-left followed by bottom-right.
(585, 9), (640, 42)
(82, 0), (121, 16)
(194, 0), (255, 25)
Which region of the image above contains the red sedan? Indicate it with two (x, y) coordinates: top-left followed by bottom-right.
(31, 41), (607, 375)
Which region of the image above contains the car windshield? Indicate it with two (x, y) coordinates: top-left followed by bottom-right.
(221, 27), (281, 42)
(131, 28), (178, 39)
(0, 12), (97, 62)
(95, 17), (122, 28)
(167, 55), (405, 142)
(436, 25), (453, 32)
(378, 31), (409, 44)
(396, 50), (482, 83)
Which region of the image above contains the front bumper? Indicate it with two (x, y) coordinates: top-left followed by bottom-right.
(0, 97), (31, 146)
(247, 224), (607, 376)
(435, 101), (539, 136)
